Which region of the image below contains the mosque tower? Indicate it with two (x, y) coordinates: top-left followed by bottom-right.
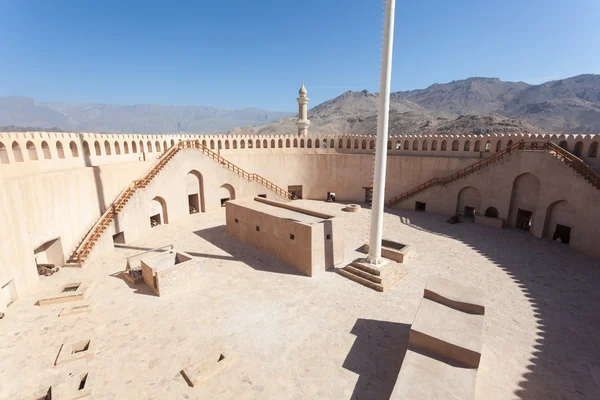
(296, 81), (310, 136)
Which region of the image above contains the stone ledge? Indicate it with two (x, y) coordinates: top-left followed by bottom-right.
(424, 276), (485, 315)
(36, 280), (94, 307)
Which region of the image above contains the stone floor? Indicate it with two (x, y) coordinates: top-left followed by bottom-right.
(1, 200), (599, 400)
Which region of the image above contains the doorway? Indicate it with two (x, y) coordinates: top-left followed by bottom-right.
(188, 194), (200, 214)
(553, 224), (571, 244)
(463, 206), (475, 220)
(516, 209), (533, 231)
(288, 185), (303, 200)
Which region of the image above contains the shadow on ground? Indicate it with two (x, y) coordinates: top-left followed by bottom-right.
(386, 207), (600, 399)
(194, 225), (305, 276)
(343, 319), (410, 400)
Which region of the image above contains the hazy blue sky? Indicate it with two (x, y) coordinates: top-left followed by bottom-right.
(0, 0), (598, 111)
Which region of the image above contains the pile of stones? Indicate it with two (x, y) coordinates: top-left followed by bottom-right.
(37, 263), (59, 276)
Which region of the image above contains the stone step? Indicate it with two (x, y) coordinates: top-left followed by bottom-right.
(342, 265), (382, 284)
(350, 260), (382, 276)
(337, 269), (384, 292)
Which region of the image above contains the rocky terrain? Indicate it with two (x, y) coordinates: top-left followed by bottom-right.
(237, 74), (599, 136)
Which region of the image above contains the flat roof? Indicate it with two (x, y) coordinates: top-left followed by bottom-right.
(229, 199), (327, 224)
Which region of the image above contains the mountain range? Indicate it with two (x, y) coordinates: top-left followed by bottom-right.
(0, 97), (293, 134)
(1, 74), (599, 135)
(234, 74), (600, 136)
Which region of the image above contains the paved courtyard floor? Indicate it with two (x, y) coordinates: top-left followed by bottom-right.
(1, 200), (599, 399)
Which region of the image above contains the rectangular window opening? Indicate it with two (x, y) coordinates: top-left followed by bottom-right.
(234, 218), (238, 223)
(326, 234), (331, 240)
(255, 226), (260, 232)
(290, 234), (295, 240)
(415, 201), (426, 212)
(62, 283), (80, 293)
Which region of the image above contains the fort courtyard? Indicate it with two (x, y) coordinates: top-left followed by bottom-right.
(1, 202), (598, 399)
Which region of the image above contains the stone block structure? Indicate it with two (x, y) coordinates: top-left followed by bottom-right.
(226, 197), (344, 276)
(141, 250), (195, 296)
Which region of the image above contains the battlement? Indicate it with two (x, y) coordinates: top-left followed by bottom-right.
(1, 131), (598, 179)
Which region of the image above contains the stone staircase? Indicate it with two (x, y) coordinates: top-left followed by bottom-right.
(388, 140), (600, 207)
(338, 259), (407, 292)
(66, 140), (291, 266)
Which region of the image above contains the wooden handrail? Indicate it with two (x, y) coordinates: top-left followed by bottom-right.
(72, 139), (291, 263)
(388, 140), (599, 207)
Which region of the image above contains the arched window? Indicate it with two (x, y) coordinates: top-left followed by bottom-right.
(370, 140), (375, 150)
(441, 140), (447, 151)
(263, 139), (268, 148)
(387, 140), (392, 150)
(12, 142), (24, 162)
(331, 139), (335, 148)
(114, 141), (121, 155)
(241, 140), (246, 149)
(132, 141), (137, 153)
(210, 140), (215, 150)
(83, 141), (91, 156)
(27, 141), (39, 160)
(271, 139), (276, 148)
(124, 141), (129, 154)
(218, 140), (222, 150)
(233, 140), (238, 149)
(347, 139), (351, 148)
(163, 140), (167, 151)
(56, 141), (65, 159)
(395, 140), (401, 150)
(339, 139), (344, 148)
(362, 140), (367, 150)
(104, 141), (111, 155)
(484, 141), (491, 152)
(422, 140), (428, 151)
(403, 140), (409, 150)
(573, 141), (583, 157)
(588, 141), (598, 158)
(496, 141), (502, 152)
(474, 140), (481, 152)
(294, 139), (298, 147)
(94, 141), (102, 155)
(431, 140), (437, 151)
(171, 139), (175, 147)
(202, 139), (207, 147)
(300, 139), (305, 148)
(41, 141), (51, 159)
(249, 140), (255, 148)
(286, 139), (291, 148)
(139, 140), (144, 152)
(69, 141), (79, 157)
(315, 139), (320, 148)
(464, 140), (470, 151)
(279, 139), (283, 148)
(354, 139), (359, 149)
(256, 139), (261, 148)
(485, 207), (499, 218)
(412, 140), (418, 150)
(225, 140), (230, 149)
(452, 140), (459, 151)
(147, 141), (153, 152)
(0, 142), (8, 164)
(559, 140), (568, 150)
(307, 139), (312, 148)
(507, 140), (513, 148)
(155, 141), (161, 152)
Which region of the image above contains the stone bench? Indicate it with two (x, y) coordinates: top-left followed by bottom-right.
(391, 276), (485, 399)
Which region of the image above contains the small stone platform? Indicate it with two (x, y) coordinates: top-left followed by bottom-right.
(338, 259), (408, 291)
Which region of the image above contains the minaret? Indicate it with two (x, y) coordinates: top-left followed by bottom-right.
(296, 81), (310, 136)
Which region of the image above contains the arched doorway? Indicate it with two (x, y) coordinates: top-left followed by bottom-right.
(219, 184), (235, 207)
(186, 171), (205, 214)
(508, 173), (540, 231)
(456, 186), (481, 219)
(149, 196), (168, 227)
(543, 200), (576, 244)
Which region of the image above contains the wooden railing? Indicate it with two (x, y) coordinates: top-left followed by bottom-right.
(388, 140), (600, 207)
(69, 140), (291, 264)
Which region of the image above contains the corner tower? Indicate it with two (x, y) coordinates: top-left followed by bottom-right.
(296, 81), (310, 136)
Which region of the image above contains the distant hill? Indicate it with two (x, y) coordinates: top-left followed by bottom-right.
(238, 74), (599, 136)
(0, 97), (293, 134)
(0, 125), (63, 132)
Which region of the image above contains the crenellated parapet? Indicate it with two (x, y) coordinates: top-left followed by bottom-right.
(1, 131), (599, 177)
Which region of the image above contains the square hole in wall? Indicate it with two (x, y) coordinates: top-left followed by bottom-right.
(326, 234), (331, 240)
(290, 234), (295, 240)
(62, 283), (81, 293)
(112, 231), (126, 245)
(256, 226), (260, 232)
(235, 218), (238, 223)
(415, 201), (426, 212)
